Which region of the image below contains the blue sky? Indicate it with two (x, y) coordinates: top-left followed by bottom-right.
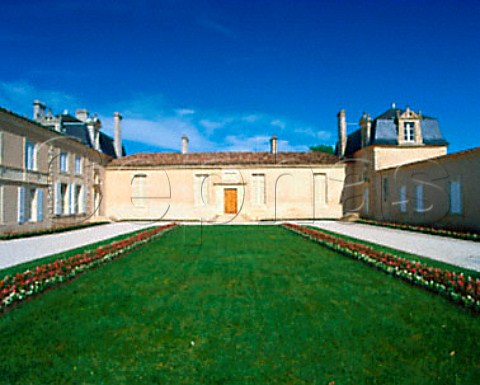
(1, 0), (479, 154)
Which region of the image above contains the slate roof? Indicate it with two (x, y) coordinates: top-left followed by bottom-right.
(58, 114), (121, 158)
(109, 151), (339, 167)
(343, 107), (448, 157)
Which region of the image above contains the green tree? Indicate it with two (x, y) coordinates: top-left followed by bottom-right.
(309, 144), (335, 154)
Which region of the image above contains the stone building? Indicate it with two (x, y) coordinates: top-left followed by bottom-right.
(105, 137), (345, 222)
(1, 100), (478, 233)
(0, 101), (123, 233)
(337, 104), (479, 231)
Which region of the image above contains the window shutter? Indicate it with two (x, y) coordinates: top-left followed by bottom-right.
(69, 184), (75, 214)
(18, 187), (25, 224)
(81, 186), (86, 213)
(450, 181), (462, 214)
(37, 189), (44, 221)
(415, 185), (423, 212)
(55, 182), (61, 215)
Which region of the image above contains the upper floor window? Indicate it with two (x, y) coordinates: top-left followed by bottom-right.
(25, 139), (36, 170)
(75, 155), (82, 175)
(59, 151), (68, 173)
(404, 122), (415, 142)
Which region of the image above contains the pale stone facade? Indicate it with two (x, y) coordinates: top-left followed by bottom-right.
(1, 101), (478, 233)
(338, 104), (479, 232)
(105, 163), (345, 222)
(0, 104), (119, 234)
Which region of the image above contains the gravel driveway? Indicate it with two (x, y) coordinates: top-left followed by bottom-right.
(299, 220), (480, 272)
(0, 222), (168, 271)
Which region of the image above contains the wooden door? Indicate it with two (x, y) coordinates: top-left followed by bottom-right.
(224, 188), (238, 214)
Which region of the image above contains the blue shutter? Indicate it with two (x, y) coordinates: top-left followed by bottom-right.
(81, 186), (87, 214)
(55, 182), (61, 215)
(37, 189), (44, 221)
(18, 187), (25, 224)
(69, 184), (75, 214)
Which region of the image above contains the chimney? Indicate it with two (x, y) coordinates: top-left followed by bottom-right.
(114, 112), (123, 158)
(181, 135), (189, 154)
(337, 109), (347, 158)
(87, 120), (99, 151)
(360, 113), (372, 148)
(33, 100), (46, 121)
(270, 135), (278, 154)
(75, 109), (89, 122)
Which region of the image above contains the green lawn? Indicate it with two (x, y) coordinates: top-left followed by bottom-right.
(1, 225), (479, 384)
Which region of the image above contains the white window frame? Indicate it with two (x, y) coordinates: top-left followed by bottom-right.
(450, 180), (462, 215)
(75, 155), (82, 175)
(251, 173), (266, 206)
(404, 122), (415, 142)
(399, 186), (407, 213)
(131, 174), (147, 208)
(25, 139), (36, 171)
(194, 174), (210, 206)
(415, 184), (424, 212)
(59, 151), (68, 173)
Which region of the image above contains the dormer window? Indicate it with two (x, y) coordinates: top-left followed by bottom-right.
(404, 122), (415, 142)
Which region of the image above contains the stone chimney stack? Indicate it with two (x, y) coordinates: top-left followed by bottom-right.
(337, 109), (347, 158)
(270, 135), (278, 154)
(114, 112), (123, 158)
(33, 100), (46, 121)
(75, 109), (89, 122)
(181, 135), (189, 154)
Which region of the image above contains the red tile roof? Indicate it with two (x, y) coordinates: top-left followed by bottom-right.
(108, 151), (339, 167)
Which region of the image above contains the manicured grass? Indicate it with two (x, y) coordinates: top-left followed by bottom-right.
(306, 225), (480, 279)
(1, 225), (479, 384)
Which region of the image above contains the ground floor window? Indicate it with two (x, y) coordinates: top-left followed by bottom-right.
(415, 185), (424, 212)
(363, 188), (369, 214)
(55, 182), (69, 215)
(450, 180), (462, 214)
(18, 186), (44, 224)
(399, 186), (407, 213)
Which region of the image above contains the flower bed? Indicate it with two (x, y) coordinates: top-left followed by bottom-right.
(283, 223), (480, 312)
(0, 223), (176, 313)
(0, 221), (110, 241)
(357, 219), (480, 242)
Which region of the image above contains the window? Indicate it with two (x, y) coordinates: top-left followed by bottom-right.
(194, 174), (210, 206)
(18, 186), (37, 223)
(450, 180), (462, 214)
(131, 174), (147, 207)
(399, 186), (407, 213)
(314, 173), (327, 206)
(404, 122), (415, 142)
(37, 189), (44, 221)
(59, 151), (68, 173)
(25, 140), (36, 170)
(55, 182), (69, 215)
(251, 174), (266, 206)
(363, 188), (369, 214)
(383, 177), (389, 202)
(75, 155), (82, 175)
(415, 185), (424, 212)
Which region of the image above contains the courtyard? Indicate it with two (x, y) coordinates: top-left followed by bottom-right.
(1, 225), (479, 384)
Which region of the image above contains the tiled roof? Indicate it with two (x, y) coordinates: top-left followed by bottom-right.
(109, 151), (339, 167)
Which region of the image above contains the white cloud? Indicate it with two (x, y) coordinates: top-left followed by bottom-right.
(0, 81), (79, 117)
(0, 81), (334, 153)
(175, 108), (195, 116)
(271, 119), (286, 130)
